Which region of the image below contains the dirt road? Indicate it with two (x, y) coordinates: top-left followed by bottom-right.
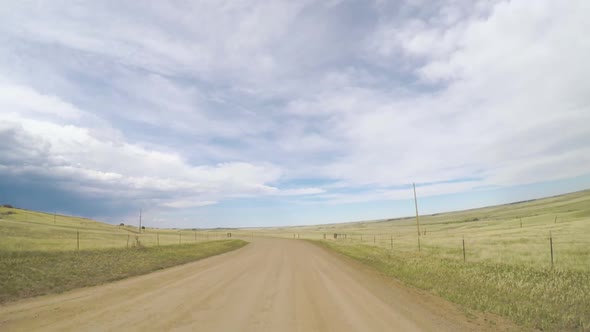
(0, 238), (511, 331)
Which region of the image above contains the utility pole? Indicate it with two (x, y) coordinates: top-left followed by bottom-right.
(138, 208), (142, 233)
(413, 183), (421, 237)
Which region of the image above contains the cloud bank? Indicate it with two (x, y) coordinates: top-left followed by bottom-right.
(0, 0), (588, 225)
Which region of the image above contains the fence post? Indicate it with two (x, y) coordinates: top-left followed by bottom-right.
(550, 231), (554, 268)
(77, 230), (80, 251)
(554, 216), (557, 224)
(418, 237), (421, 252)
(127, 234), (130, 248)
(462, 236), (466, 263)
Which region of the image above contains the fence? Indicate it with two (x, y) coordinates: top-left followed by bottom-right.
(230, 217), (590, 271)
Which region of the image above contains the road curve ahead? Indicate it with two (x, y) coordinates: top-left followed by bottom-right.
(0, 238), (504, 331)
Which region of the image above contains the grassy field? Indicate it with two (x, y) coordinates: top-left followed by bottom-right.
(0, 207), (237, 251)
(0, 207), (248, 303)
(241, 190), (590, 271)
(0, 240), (247, 304)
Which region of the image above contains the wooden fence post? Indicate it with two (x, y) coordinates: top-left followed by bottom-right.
(462, 236), (466, 263)
(418, 237), (421, 252)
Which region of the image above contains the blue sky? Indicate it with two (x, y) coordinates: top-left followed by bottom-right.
(0, 1), (589, 228)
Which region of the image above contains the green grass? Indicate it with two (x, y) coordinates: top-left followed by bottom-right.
(0, 240), (247, 304)
(313, 240), (590, 332)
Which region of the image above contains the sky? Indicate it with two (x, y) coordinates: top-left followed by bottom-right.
(0, 0), (589, 228)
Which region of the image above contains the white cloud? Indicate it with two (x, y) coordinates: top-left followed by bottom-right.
(0, 84), (83, 120)
(161, 200), (217, 209)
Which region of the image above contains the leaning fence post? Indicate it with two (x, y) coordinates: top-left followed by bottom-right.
(462, 236), (466, 263)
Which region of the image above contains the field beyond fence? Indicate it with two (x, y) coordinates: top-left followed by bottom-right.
(238, 190), (590, 271)
(0, 208), (241, 252)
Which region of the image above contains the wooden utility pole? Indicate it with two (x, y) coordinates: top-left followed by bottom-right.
(413, 183), (421, 237)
